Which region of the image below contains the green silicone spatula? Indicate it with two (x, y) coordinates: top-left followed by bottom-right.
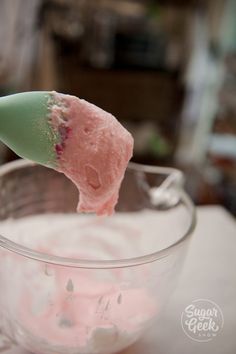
(0, 91), (60, 167)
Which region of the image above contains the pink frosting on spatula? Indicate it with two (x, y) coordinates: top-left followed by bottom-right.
(49, 92), (133, 216)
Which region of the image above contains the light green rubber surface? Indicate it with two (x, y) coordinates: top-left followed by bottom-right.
(0, 91), (59, 167)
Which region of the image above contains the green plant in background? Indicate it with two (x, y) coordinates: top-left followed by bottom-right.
(148, 132), (171, 157)
(147, 1), (161, 20)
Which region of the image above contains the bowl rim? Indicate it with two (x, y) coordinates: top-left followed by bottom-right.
(0, 159), (196, 269)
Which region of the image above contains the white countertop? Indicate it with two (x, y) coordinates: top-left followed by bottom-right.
(1, 206), (236, 354)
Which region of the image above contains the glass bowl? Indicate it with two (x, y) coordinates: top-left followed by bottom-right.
(0, 159), (196, 354)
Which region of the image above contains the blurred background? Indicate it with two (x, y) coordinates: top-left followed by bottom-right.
(0, 0), (236, 215)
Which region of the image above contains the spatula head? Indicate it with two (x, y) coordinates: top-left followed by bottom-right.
(0, 91), (60, 167)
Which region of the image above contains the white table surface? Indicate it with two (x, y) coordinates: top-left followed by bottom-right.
(1, 206), (236, 354)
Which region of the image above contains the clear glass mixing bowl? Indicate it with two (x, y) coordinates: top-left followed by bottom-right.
(0, 160), (196, 354)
